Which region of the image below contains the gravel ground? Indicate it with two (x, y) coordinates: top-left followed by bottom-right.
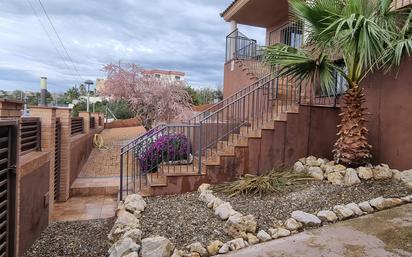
(215, 180), (411, 231)
(141, 192), (231, 249)
(23, 218), (114, 257)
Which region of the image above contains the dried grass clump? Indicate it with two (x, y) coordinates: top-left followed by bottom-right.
(214, 169), (313, 197)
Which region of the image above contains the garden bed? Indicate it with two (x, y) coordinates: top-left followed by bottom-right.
(140, 192), (231, 249)
(214, 180), (411, 231)
(24, 218), (114, 257)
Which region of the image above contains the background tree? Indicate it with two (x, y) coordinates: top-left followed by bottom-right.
(265, 0), (412, 167)
(100, 63), (192, 130)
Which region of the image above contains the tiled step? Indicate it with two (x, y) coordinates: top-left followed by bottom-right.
(70, 177), (119, 197)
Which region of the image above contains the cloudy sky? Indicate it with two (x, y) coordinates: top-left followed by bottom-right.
(0, 0), (265, 93)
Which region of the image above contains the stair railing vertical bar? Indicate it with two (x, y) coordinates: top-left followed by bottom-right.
(20, 117), (41, 155)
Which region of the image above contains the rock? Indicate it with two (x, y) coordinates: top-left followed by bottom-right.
(291, 211), (322, 226)
(246, 233), (259, 245)
(357, 167), (373, 180)
(284, 218), (303, 231)
(109, 209), (140, 242)
(345, 203), (365, 216)
(198, 183), (211, 193)
(207, 197), (225, 210)
(401, 195), (412, 203)
(308, 167), (324, 180)
(108, 237), (140, 257)
(317, 210), (338, 222)
(306, 156), (320, 167)
(189, 253), (200, 257)
(214, 203), (238, 220)
(141, 236), (174, 257)
(257, 230), (271, 242)
(400, 170), (412, 184)
(369, 197), (403, 210)
(327, 172), (344, 185)
(123, 253), (139, 257)
(406, 182), (412, 190)
(325, 164), (346, 175)
(124, 194), (147, 213)
(299, 157), (306, 165)
(186, 242), (208, 257)
(199, 191), (216, 204)
(317, 158), (327, 166)
(227, 238), (246, 251)
(373, 165), (393, 180)
(392, 169), (402, 181)
(121, 229), (142, 244)
(333, 205), (354, 220)
(358, 201), (374, 213)
(225, 214), (257, 239)
(218, 243), (229, 254)
(343, 168), (361, 186)
(206, 240), (223, 256)
(269, 228), (290, 239)
(171, 249), (187, 257)
(294, 161), (306, 173)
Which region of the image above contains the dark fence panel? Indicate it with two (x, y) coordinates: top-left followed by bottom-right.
(90, 117), (95, 129)
(20, 118), (41, 155)
(71, 117), (83, 136)
(54, 118), (61, 201)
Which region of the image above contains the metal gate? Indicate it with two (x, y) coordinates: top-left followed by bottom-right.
(54, 118), (61, 201)
(0, 121), (17, 257)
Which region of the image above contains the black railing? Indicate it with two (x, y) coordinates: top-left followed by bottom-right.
(90, 117), (96, 129)
(20, 117), (41, 155)
(71, 117), (83, 136)
(226, 29), (257, 62)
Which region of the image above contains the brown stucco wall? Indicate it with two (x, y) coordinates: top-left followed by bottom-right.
(69, 133), (94, 185)
(223, 61), (257, 98)
(362, 57), (412, 170)
(19, 160), (50, 255)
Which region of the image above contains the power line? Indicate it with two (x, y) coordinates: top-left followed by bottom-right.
(36, 0), (85, 82)
(25, 0), (82, 85)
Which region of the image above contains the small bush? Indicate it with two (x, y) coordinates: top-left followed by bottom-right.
(139, 134), (191, 174)
(214, 169), (313, 197)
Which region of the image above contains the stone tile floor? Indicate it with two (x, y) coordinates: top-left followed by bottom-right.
(78, 126), (146, 177)
(52, 195), (118, 222)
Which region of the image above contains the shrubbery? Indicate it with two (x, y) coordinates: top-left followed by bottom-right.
(139, 134), (191, 174)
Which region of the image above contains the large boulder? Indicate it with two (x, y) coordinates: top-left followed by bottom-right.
(108, 237), (140, 257)
(373, 165), (393, 180)
(333, 205), (354, 220)
(186, 242), (208, 257)
(141, 237), (174, 257)
(357, 167), (373, 180)
(291, 211), (322, 227)
(224, 214), (257, 239)
(124, 194), (147, 214)
(343, 168), (361, 186)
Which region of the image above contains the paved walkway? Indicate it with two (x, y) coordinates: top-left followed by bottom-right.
(222, 204), (412, 257)
(79, 126), (146, 177)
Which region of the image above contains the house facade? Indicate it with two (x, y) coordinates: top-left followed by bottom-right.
(143, 69), (186, 82)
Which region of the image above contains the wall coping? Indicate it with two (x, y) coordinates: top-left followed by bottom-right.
(20, 151), (50, 177)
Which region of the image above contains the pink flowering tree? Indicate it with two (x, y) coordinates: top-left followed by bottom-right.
(100, 63), (192, 130)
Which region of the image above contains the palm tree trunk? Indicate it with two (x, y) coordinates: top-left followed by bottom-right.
(333, 86), (372, 167)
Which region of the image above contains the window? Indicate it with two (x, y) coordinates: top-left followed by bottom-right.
(280, 22), (303, 48)
(175, 76), (181, 81)
(155, 74), (161, 78)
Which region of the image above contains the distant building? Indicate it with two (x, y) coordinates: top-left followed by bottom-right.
(95, 78), (106, 93)
(143, 69), (185, 82)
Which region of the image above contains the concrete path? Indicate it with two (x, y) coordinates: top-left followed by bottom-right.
(221, 204), (412, 257)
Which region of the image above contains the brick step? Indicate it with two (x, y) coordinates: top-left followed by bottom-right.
(70, 177), (119, 197)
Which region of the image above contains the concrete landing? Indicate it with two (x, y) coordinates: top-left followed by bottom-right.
(221, 204), (412, 257)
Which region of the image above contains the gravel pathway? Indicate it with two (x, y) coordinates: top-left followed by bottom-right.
(141, 192), (231, 249)
(215, 180), (411, 231)
(23, 218), (114, 257)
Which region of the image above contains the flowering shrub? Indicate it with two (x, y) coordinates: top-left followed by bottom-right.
(139, 134), (192, 174)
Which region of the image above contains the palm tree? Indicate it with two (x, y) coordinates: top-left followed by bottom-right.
(265, 0), (412, 167)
